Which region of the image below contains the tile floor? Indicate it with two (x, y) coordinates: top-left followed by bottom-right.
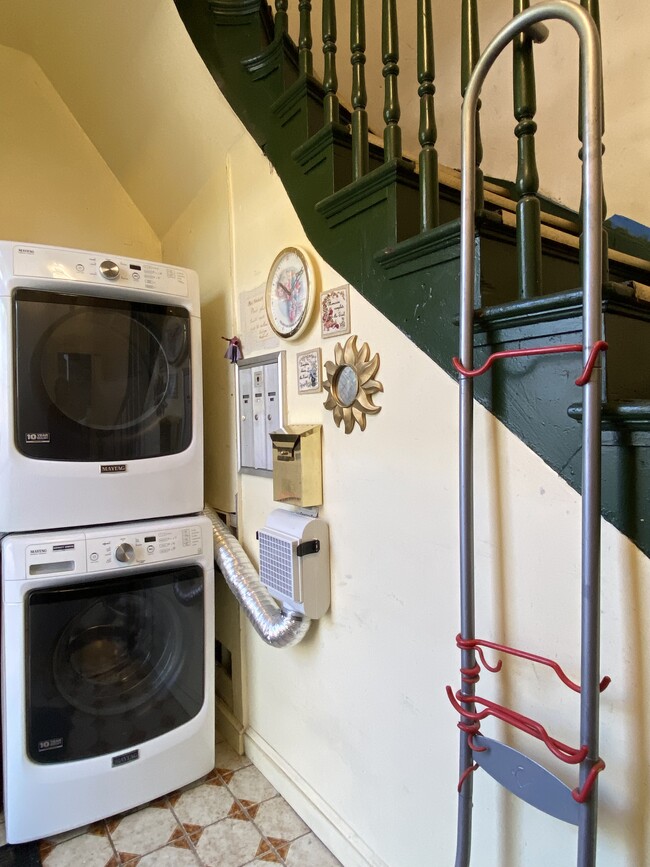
(0, 738), (342, 867)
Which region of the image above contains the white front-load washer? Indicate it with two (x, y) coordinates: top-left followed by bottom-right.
(0, 241), (204, 532)
(1, 513), (215, 844)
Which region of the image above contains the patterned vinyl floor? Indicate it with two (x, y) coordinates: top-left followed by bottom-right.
(0, 737), (342, 867)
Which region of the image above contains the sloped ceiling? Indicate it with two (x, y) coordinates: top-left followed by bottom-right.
(0, 0), (245, 238)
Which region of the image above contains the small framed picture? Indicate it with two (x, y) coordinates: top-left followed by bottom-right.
(296, 348), (322, 394)
(320, 284), (350, 339)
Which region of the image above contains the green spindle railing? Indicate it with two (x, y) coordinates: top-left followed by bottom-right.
(382, 0), (402, 162)
(274, 0), (288, 37)
(298, 0), (313, 76)
(513, 0), (542, 298)
(417, 0), (439, 230)
(578, 0), (608, 282)
(350, 0), (369, 179)
(461, 0), (483, 211)
(322, 0), (340, 124)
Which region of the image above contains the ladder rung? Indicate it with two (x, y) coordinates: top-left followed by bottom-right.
(472, 735), (581, 826)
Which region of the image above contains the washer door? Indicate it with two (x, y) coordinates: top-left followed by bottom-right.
(25, 565), (205, 764)
(13, 290), (192, 461)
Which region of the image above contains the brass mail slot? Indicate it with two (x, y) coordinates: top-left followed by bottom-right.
(270, 424), (322, 507)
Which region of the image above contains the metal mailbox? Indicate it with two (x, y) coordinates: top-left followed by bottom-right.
(270, 424), (322, 507)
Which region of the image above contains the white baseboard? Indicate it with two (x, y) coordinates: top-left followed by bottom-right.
(245, 727), (389, 867)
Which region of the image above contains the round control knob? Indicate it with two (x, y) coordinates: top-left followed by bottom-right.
(115, 542), (135, 563)
(99, 260), (120, 280)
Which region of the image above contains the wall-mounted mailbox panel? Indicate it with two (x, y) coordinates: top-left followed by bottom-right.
(236, 352), (285, 475)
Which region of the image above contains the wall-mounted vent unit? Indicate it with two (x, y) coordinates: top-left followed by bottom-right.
(258, 509), (330, 618)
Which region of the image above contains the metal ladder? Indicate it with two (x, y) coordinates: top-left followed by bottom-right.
(450, 3), (608, 866)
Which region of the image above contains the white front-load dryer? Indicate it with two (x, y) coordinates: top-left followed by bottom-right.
(0, 241), (204, 532)
(1, 513), (215, 844)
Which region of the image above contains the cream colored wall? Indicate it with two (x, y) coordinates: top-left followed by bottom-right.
(221, 134), (650, 867)
(3, 3), (647, 863)
(162, 156), (241, 515)
(162, 140), (246, 744)
(0, 45), (159, 258)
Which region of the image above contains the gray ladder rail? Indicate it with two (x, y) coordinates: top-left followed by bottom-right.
(454, 4), (605, 866)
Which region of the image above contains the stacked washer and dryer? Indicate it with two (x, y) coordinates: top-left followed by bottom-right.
(0, 242), (214, 843)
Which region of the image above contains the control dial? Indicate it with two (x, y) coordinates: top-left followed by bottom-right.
(99, 260), (120, 280)
(115, 542), (135, 563)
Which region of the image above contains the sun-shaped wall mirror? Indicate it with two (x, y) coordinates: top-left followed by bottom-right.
(323, 335), (383, 433)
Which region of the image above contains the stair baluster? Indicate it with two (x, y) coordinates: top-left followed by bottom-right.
(513, 0), (542, 298)
(275, 0), (288, 37)
(417, 0), (439, 230)
(382, 0), (402, 162)
(299, 0), (314, 75)
(461, 0), (484, 211)
(579, 0), (608, 283)
(350, 0), (369, 179)
(322, 0), (340, 124)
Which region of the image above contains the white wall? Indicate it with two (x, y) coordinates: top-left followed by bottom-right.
(215, 134), (650, 867)
(0, 45), (160, 258)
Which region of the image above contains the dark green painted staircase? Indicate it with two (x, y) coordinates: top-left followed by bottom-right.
(174, 0), (650, 556)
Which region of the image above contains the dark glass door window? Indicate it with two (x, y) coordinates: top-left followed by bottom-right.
(26, 566), (205, 764)
(14, 290), (192, 461)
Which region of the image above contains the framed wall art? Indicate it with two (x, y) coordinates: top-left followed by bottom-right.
(296, 348), (322, 394)
(320, 284), (350, 339)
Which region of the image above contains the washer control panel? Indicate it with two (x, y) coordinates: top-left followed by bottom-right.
(86, 524), (204, 571)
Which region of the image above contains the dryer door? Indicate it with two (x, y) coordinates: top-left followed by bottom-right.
(25, 565), (205, 763)
(13, 290), (192, 461)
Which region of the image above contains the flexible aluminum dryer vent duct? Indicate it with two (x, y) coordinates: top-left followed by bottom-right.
(204, 506), (311, 648)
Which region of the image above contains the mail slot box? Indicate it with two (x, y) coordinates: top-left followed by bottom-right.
(270, 424), (322, 507)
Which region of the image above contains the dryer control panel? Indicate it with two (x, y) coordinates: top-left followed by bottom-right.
(12, 243), (189, 297)
(85, 524), (204, 571)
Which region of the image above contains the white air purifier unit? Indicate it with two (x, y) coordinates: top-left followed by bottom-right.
(258, 509), (330, 618)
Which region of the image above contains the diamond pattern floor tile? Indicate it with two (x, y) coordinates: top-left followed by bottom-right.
(108, 805), (183, 858)
(39, 830), (117, 867)
(14, 748), (342, 867)
(171, 782), (235, 828)
(227, 766), (277, 806)
(253, 796), (309, 842)
(193, 817), (266, 867)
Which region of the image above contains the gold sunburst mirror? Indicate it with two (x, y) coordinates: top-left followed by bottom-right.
(323, 335), (383, 433)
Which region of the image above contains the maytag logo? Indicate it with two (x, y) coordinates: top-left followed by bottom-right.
(17, 248), (34, 254)
(101, 464), (127, 474)
(112, 749), (139, 767)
